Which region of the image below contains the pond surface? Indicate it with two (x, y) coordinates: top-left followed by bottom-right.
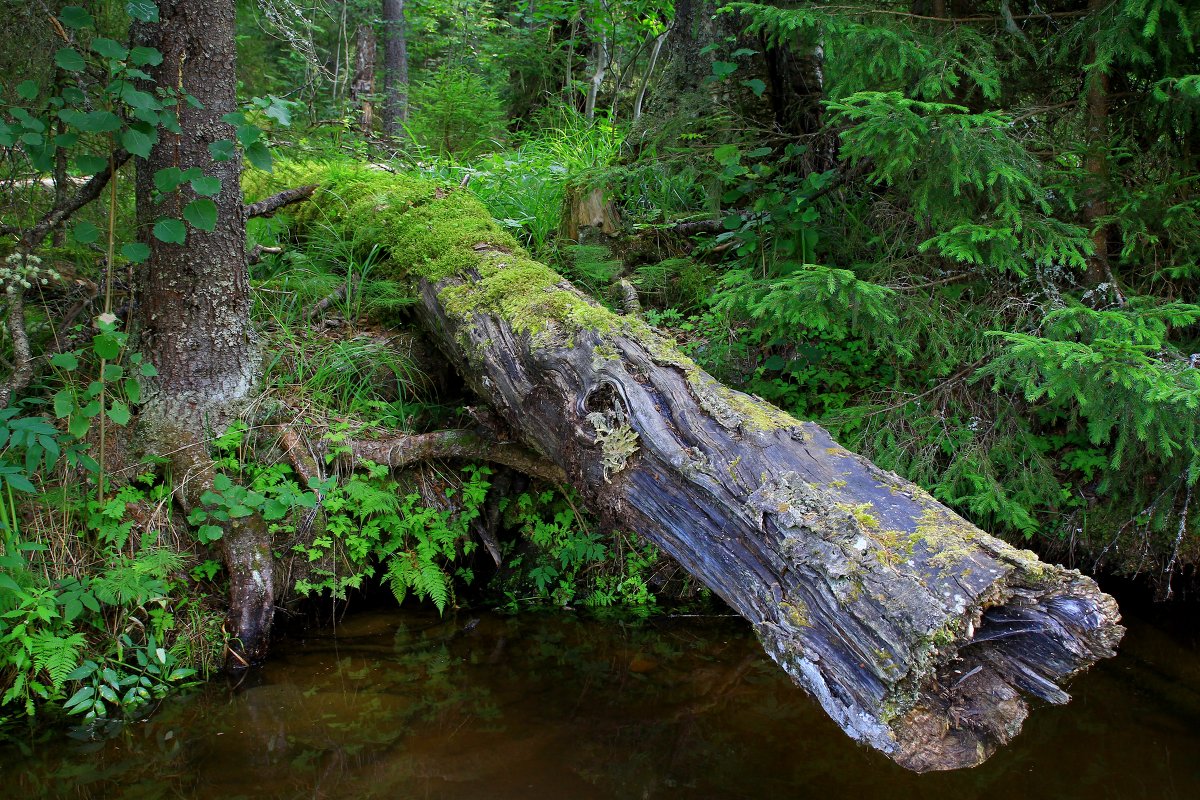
(3, 597), (1199, 799)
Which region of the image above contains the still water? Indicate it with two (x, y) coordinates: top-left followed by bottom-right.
(3, 598), (1199, 799)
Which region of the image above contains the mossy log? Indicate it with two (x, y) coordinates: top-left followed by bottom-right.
(266, 163), (1123, 772)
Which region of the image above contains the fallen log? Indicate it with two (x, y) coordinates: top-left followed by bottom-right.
(267, 164), (1123, 772)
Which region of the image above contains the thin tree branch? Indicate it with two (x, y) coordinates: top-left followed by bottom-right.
(807, 6), (1095, 24)
(0, 288), (33, 408)
(245, 184), (318, 219)
(347, 429), (567, 484)
(1, 151), (132, 248)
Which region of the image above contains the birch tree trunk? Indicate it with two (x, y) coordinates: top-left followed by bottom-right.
(584, 32), (609, 120)
(268, 164), (1124, 772)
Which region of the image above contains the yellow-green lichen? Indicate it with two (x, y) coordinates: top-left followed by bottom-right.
(780, 599), (812, 628)
(586, 411), (639, 481)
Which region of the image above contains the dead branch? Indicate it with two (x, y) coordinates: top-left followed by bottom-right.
(245, 184), (318, 219)
(347, 429), (566, 485)
(0, 151), (132, 248)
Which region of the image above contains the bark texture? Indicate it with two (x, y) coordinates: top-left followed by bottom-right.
(132, 0), (258, 419)
(267, 164), (1123, 772)
(352, 24), (377, 133)
(133, 0), (268, 664)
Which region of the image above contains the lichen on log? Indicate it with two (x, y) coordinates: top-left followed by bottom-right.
(255, 162), (1124, 772)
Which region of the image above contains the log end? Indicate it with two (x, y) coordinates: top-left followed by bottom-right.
(888, 573), (1122, 772)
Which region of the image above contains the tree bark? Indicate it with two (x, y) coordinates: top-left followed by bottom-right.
(275, 165), (1124, 772)
(584, 31), (609, 121)
(381, 0), (410, 135)
(1083, 0), (1113, 292)
(132, 0), (258, 419)
(633, 29), (669, 122)
(351, 23), (377, 133)
(133, 0), (268, 666)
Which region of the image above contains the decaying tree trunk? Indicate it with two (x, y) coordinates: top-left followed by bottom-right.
(269, 165), (1123, 772)
(352, 24), (377, 133)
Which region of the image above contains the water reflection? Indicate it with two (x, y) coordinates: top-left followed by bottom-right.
(4, 604), (1199, 799)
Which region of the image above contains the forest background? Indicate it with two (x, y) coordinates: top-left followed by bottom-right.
(0, 0), (1197, 725)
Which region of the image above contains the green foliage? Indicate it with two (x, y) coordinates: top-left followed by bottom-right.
(982, 299), (1200, 482)
(827, 92), (1092, 277)
(407, 64), (507, 157)
(294, 462), (490, 614)
(498, 489), (659, 611)
(728, 2), (1003, 102)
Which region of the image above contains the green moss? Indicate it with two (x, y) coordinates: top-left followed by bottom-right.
(837, 502), (880, 530)
(251, 162), (812, 434)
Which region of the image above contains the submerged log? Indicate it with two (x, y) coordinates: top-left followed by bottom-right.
(269, 164), (1123, 772)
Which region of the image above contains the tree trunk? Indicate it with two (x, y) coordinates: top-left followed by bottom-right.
(633, 30), (669, 122)
(1083, 0), (1113, 291)
(584, 31), (609, 121)
(352, 23), (377, 133)
(133, 0), (257, 418)
(272, 165), (1124, 772)
(381, 0), (410, 135)
(133, 0), (269, 666)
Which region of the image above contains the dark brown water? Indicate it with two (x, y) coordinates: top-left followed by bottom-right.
(3, 601), (1199, 799)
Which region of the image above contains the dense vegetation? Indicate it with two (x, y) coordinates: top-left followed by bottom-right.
(0, 0), (1196, 727)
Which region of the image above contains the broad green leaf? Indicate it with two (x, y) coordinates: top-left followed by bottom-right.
(197, 525), (222, 543)
(152, 217), (186, 245)
(91, 38), (129, 61)
(140, 362), (158, 377)
(183, 198), (217, 231)
(126, 1), (159, 22)
(61, 109), (122, 133)
(53, 389), (75, 419)
(54, 46), (86, 72)
(712, 61), (738, 79)
(4, 473), (36, 493)
(124, 378), (141, 404)
(121, 242), (151, 263)
(129, 46), (163, 66)
(245, 141), (272, 172)
(16, 81), (38, 100)
(68, 413), (90, 439)
(50, 352), (79, 370)
(120, 124), (157, 158)
(119, 83), (159, 110)
(743, 78), (767, 98)
(59, 6), (94, 29)
(190, 175), (221, 196)
(263, 96), (292, 126)
(235, 123), (261, 146)
(75, 154), (108, 173)
(107, 401), (132, 426)
(72, 221), (100, 244)
(92, 333), (121, 360)
(153, 166), (185, 193)
(713, 144), (741, 165)
(208, 139), (235, 161)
